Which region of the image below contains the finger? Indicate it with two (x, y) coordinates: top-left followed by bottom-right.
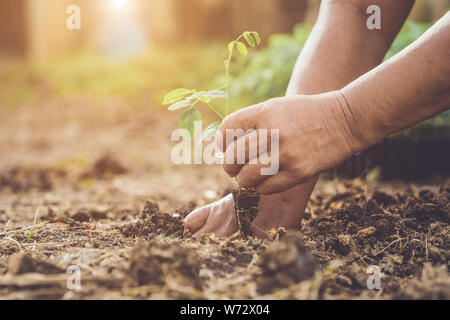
(255, 171), (309, 195)
(183, 206), (210, 233)
(223, 130), (269, 177)
(235, 157), (271, 188)
(215, 102), (264, 153)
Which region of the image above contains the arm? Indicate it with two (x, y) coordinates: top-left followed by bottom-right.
(275, 0), (415, 203)
(184, 0), (416, 237)
(219, 7), (450, 195)
(288, 0), (415, 95)
(341, 12), (450, 153)
(219, 0), (414, 193)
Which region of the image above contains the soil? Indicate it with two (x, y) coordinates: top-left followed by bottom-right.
(232, 188), (260, 237)
(0, 96), (448, 300)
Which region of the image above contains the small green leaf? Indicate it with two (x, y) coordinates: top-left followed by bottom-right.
(179, 108), (202, 139)
(367, 166), (382, 181)
(228, 41), (236, 52)
(163, 88), (195, 105)
(186, 91), (204, 101)
(251, 31), (261, 45)
(168, 100), (191, 111)
(27, 231), (34, 241)
(199, 95), (211, 103)
(236, 41), (248, 56)
(243, 31), (255, 47)
(203, 90), (228, 99)
(202, 121), (222, 141)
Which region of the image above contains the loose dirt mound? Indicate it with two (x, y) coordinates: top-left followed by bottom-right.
(0, 166), (65, 192)
(257, 233), (317, 294)
(8, 253), (64, 275)
(299, 183), (449, 298)
(119, 201), (184, 240)
(0, 181), (448, 299)
(80, 154), (127, 180)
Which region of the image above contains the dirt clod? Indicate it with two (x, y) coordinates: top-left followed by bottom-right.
(395, 263), (450, 300)
(8, 253), (64, 275)
(0, 167), (65, 192)
(128, 240), (202, 290)
(80, 154), (127, 180)
(119, 201), (184, 239)
(258, 233), (317, 294)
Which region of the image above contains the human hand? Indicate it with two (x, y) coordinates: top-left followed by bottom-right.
(215, 91), (366, 194)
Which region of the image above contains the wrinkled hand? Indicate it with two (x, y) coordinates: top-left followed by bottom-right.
(215, 91), (364, 194)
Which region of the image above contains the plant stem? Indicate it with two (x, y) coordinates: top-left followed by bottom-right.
(225, 49), (233, 117)
(206, 102), (224, 119)
(225, 34), (244, 117)
(190, 97), (202, 109)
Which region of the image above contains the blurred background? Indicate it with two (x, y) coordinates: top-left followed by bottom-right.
(0, 0), (448, 185)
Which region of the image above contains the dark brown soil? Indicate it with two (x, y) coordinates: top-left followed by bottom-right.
(233, 188), (260, 237)
(0, 99), (448, 300)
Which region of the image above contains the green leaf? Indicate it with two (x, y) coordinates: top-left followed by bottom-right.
(179, 108), (202, 139)
(27, 231), (34, 241)
(168, 100), (191, 111)
(199, 95), (211, 103)
(203, 90), (228, 99)
(243, 31), (255, 47)
(236, 41), (248, 56)
(163, 88), (195, 105)
(251, 31), (261, 45)
(228, 41), (236, 52)
(202, 121), (222, 141)
(186, 91), (204, 101)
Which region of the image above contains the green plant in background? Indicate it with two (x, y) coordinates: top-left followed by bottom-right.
(227, 24), (311, 108)
(162, 31), (261, 140)
(384, 20), (431, 59)
(228, 21), (436, 107)
(227, 21), (448, 137)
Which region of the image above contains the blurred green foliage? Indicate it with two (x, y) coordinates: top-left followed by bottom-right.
(228, 21), (436, 107)
(0, 19), (447, 135)
(384, 20), (431, 59)
(0, 44), (225, 107)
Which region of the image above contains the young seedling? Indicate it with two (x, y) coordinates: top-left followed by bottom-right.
(162, 31), (261, 141)
(162, 31), (262, 237)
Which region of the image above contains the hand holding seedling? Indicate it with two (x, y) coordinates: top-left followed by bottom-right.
(218, 12), (450, 194)
(216, 92), (357, 193)
(185, 1), (449, 239)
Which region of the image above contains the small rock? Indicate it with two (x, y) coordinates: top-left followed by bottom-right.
(8, 253), (64, 275)
(357, 226), (377, 238)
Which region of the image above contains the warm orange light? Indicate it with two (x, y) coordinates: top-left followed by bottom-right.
(111, 0), (130, 11)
